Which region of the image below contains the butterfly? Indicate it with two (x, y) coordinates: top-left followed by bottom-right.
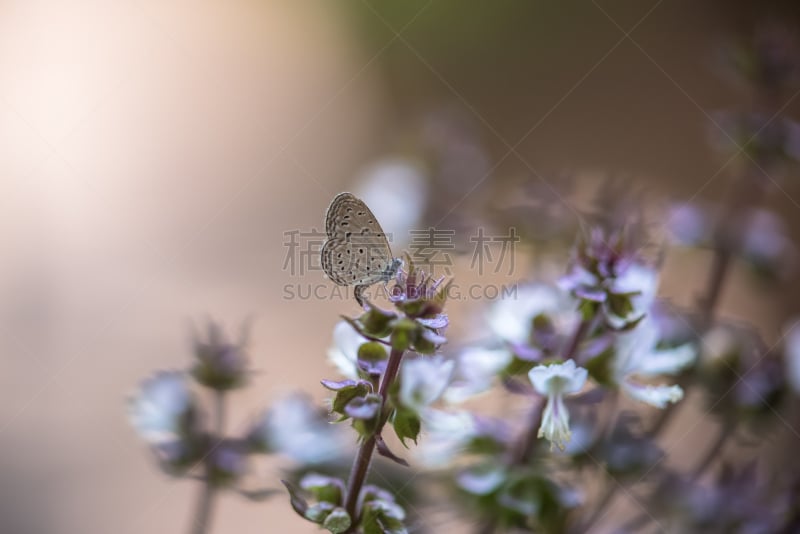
(321, 192), (402, 307)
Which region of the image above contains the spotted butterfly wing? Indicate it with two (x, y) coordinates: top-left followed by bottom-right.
(321, 192), (400, 305)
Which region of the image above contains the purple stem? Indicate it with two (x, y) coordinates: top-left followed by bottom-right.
(343, 347), (405, 531)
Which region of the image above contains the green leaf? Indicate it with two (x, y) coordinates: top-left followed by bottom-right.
(375, 435), (409, 466)
(392, 408), (421, 447)
(321, 378), (359, 391)
(282, 480), (309, 518)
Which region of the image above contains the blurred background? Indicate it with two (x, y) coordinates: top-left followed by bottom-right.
(1, 1), (800, 533)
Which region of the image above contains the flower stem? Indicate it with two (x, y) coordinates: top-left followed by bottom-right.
(578, 392), (625, 533)
(190, 391), (226, 534)
(476, 317), (594, 534)
(343, 434), (377, 530)
(563, 317), (594, 362)
(190, 481), (216, 534)
(343, 347), (405, 531)
(511, 397), (546, 465)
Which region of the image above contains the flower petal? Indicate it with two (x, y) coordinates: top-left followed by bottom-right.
(538, 394), (572, 451)
(564, 364), (589, 393)
(327, 321), (369, 379)
(487, 283), (577, 343)
(444, 347), (512, 403)
(622, 379), (683, 408)
(399, 357), (455, 412)
(635, 343), (696, 376)
(528, 359), (587, 396)
(415, 409), (477, 467)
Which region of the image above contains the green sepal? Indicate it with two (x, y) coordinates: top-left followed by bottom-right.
(584, 345), (615, 387)
(578, 299), (599, 321)
(607, 292), (634, 318)
(359, 307), (398, 338)
(349, 394), (382, 438)
(299, 473), (345, 506)
(412, 328), (440, 354)
(345, 394), (382, 421)
(361, 498), (408, 534)
(305, 502), (335, 524)
(390, 318), (418, 351)
(322, 507), (352, 533)
(358, 342), (388, 363)
(330, 382), (372, 416)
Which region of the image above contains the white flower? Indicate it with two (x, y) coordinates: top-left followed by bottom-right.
(128, 371), (193, 445)
(443, 347), (513, 403)
(415, 409), (477, 467)
(528, 360), (588, 451)
(613, 316), (696, 408)
(487, 283), (578, 344)
(399, 356), (455, 413)
(253, 394), (350, 465)
(327, 321), (369, 379)
(355, 157), (428, 249)
(607, 262), (660, 328)
(783, 319), (800, 394)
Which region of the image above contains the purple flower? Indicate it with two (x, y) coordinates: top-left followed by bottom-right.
(191, 320), (250, 391)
